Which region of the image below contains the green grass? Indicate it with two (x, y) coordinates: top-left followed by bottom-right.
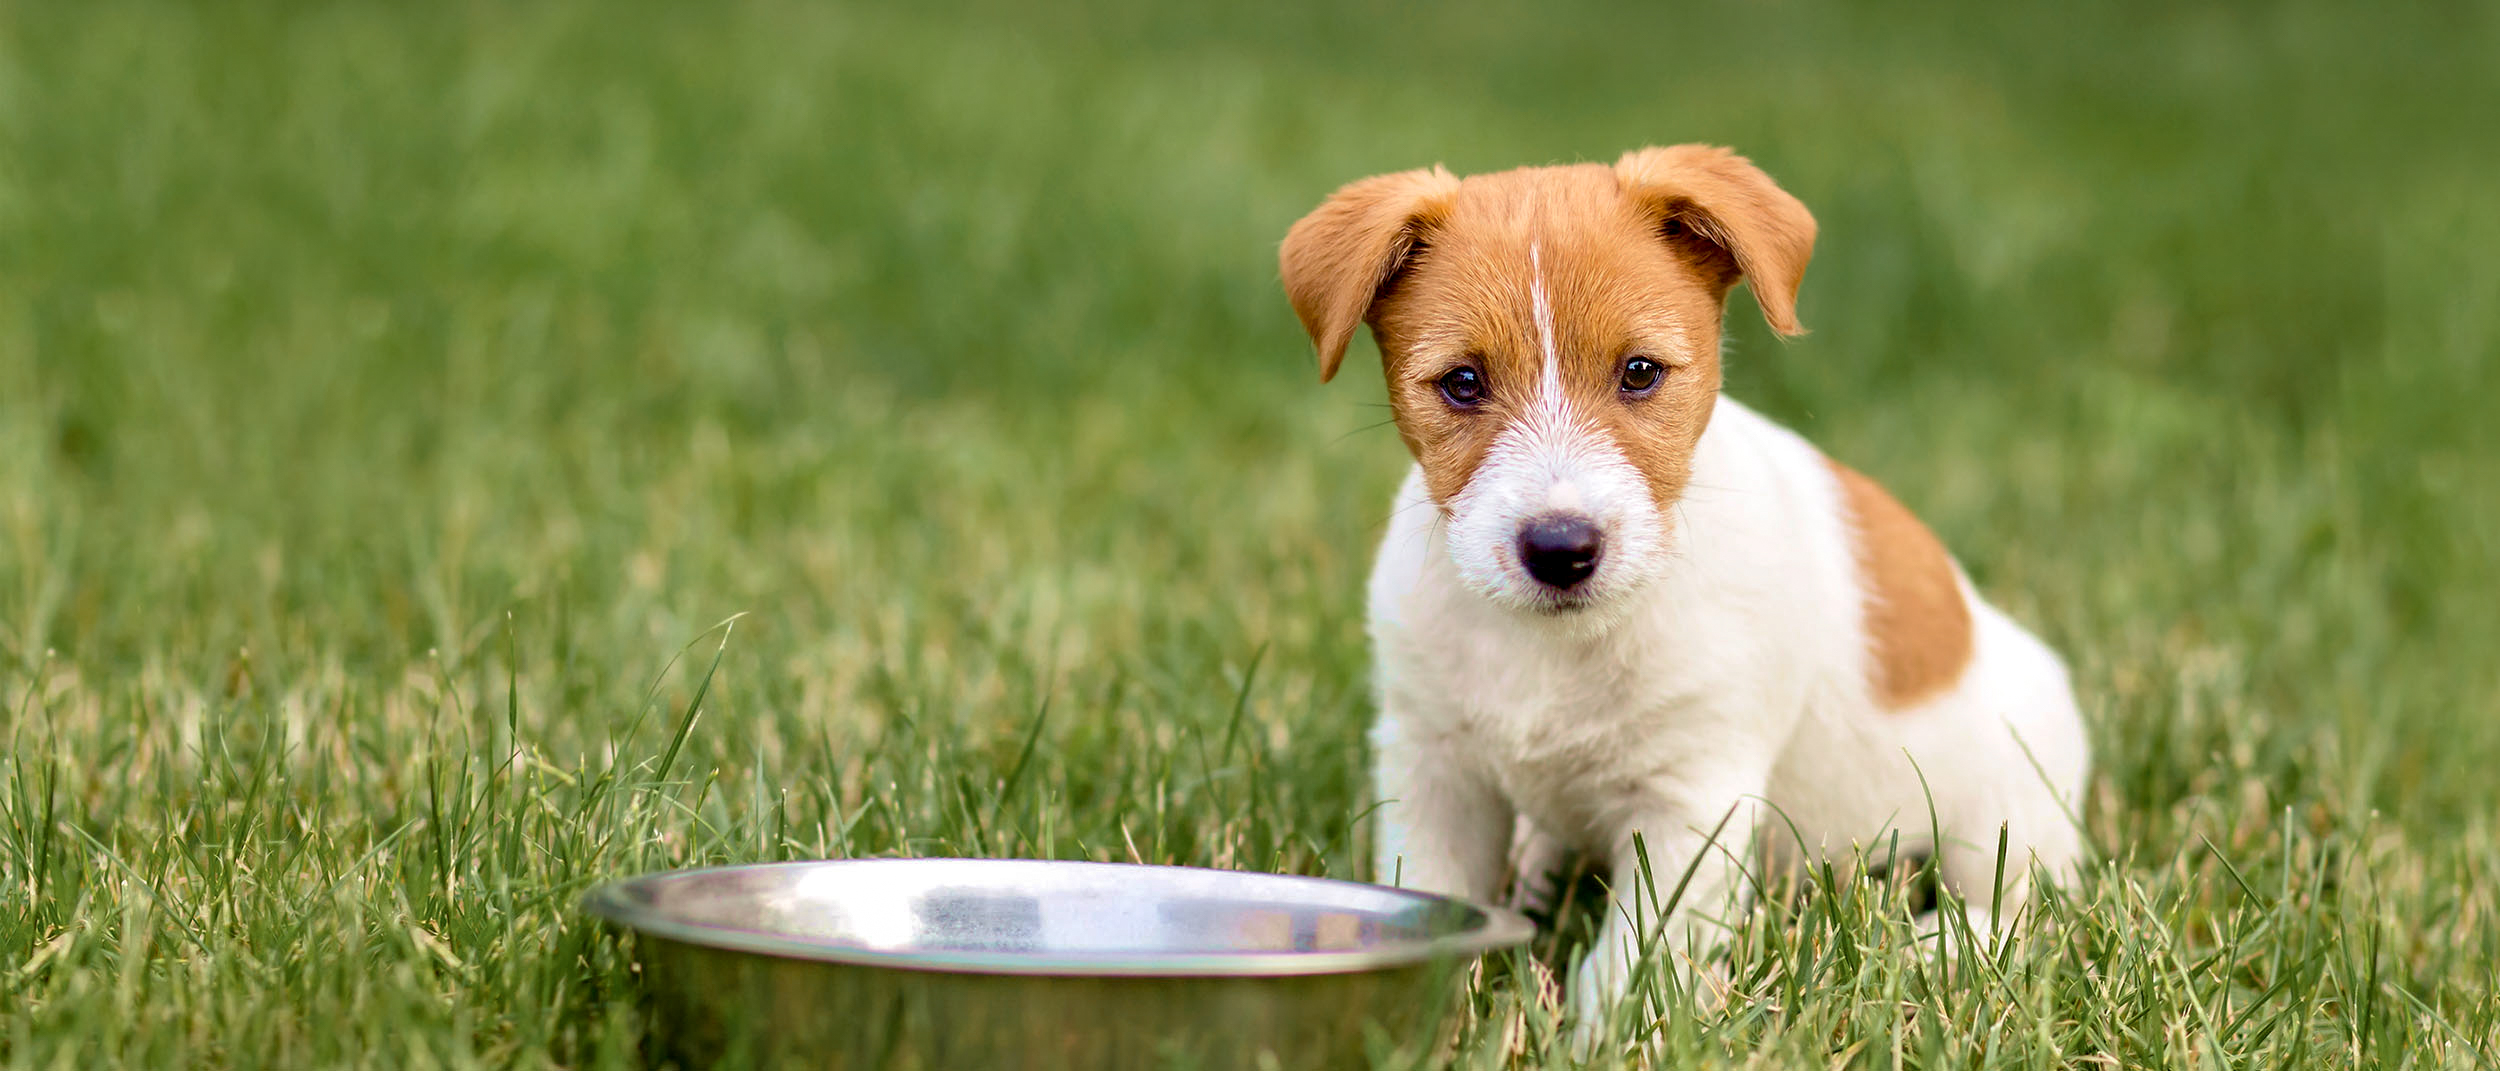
(4, 0), (2498, 1066)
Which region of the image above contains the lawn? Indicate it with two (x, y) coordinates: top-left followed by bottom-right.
(3, 0), (2497, 1066)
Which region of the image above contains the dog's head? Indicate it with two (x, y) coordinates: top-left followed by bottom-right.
(1282, 145), (1815, 616)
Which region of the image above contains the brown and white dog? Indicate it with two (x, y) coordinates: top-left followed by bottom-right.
(1280, 146), (2087, 1031)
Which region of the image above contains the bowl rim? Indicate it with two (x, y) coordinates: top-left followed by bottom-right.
(582, 858), (1536, 977)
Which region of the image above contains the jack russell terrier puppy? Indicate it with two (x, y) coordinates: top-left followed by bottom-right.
(1279, 145), (2088, 1029)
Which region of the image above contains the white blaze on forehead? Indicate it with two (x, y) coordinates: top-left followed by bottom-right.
(1530, 242), (1561, 403)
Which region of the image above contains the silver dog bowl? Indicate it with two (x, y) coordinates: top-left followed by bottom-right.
(584, 859), (1533, 1069)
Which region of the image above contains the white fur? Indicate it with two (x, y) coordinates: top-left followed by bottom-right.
(1531, 243), (1561, 392)
(1441, 389), (1667, 614)
(1366, 394), (2089, 1036)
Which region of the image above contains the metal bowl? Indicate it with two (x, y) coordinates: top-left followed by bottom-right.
(584, 859), (1533, 1069)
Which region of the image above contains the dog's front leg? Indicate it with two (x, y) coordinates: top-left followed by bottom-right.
(1568, 789), (1763, 1046)
(1368, 716), (1512, 902)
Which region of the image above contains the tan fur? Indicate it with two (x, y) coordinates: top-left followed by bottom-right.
(1278, 145), (1817, 512)
(1278, 166), (1463, 383)
(1612, 146), (1816, 337)
(1826, 459), (1974, 707)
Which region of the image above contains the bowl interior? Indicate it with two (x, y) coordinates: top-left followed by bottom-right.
(588, 859), (1529, 974)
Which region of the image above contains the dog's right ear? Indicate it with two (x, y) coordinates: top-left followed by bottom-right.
(1279, 166), (1463, 383)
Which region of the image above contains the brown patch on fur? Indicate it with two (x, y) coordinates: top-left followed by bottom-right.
(1279, 167), (1463, 383)
(1279, 145), (1817, 512)
(1826, 459), (1974, 707)
(1614, 146), (1817, 338)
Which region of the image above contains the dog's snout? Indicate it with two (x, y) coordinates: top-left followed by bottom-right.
(1518, 515), (1602, 591)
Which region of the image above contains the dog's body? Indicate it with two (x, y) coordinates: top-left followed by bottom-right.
(1280, 147), (2088, 1028)
(1366, 394), (2087, 1010)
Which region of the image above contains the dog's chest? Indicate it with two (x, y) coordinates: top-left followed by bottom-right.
(1379, 584), (1738, 845)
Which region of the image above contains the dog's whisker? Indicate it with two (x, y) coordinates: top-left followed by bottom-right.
(1323, 418), (1400, 450)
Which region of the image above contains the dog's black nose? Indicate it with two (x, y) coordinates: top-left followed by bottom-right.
(1518, 516), (1602, 591)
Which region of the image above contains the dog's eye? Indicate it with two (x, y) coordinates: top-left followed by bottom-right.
(1619, 356), (1665, 394)
(1437, 366), (1487, 408)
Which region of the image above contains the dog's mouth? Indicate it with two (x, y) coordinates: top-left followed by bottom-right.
(1506, 573), (1609, 617)
(1529, 597), (1597, 617)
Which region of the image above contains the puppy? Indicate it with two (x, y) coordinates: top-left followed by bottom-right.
(1279, 146), (2088, 1030)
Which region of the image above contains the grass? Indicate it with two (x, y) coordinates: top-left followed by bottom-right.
(2, 0), (2497, 1066)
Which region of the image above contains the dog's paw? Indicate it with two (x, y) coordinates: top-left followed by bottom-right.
(1913, 903), (2007, 960)
(1565, 930), (1740, 1057)
(1564, 981), (1617, 1058)
(1563, 935), (1635, 1056)
(1504, 817), (1575, 916)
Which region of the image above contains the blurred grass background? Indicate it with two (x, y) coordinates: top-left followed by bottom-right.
(2, 0), (2496, 1066)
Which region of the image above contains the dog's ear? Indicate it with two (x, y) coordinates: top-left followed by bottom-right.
(1280, 166), (1464, 382)
(1614, 145), (1816, 337)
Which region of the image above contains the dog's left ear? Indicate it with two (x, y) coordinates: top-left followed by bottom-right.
(1280, 165), (1464, 382)
(1614, 145), (1817, 337)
